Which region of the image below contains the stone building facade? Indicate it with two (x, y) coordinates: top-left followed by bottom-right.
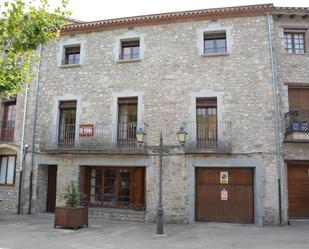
(0, 4), (308, 225)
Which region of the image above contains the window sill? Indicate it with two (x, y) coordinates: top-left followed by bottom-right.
(0, 185), (15, 189)
(285, 53), (309, 56)
(59, 64), (82, 68)
(201, 52), (229, 57)
(117, 58), (141, 63)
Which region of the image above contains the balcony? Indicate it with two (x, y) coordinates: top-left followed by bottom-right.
(0, 121), (15, 142)
(182, 121), (232, 153)
(285, 111), (309, 142)
(39, 123), (148, 153)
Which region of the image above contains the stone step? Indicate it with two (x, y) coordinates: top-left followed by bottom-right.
(88, 207), (145, 222)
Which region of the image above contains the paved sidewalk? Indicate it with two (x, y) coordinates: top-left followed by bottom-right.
(0, 214), (308, 249)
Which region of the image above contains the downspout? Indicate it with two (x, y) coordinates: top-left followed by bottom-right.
(17, 81), (29, 214)
(28, 44), (42, 215)
(267, 13), (283, 226)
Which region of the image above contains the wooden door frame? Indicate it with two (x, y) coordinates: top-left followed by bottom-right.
(46, 165), (57, 213)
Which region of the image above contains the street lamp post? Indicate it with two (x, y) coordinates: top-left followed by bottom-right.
(136, 126), (187, 235)
(157, 132), (164, 234)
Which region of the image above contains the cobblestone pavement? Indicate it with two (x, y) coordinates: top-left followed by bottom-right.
(0, 214), (308, 249)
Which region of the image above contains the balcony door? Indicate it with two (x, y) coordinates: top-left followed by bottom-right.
(1, 100), (16, 141)
(117, 97), (137, 148)
(196, 98), (217, 148)
(58, 101), (76, 147)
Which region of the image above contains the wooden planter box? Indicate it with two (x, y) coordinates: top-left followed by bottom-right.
(54, 206), (88, 229)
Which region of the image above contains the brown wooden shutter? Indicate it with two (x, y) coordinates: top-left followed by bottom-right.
(131, 168), (145, 208)
(59, 100), (77, 109)
(196, 97), (217, 108)
(288, 87), (309, 111)
(118, 97), (138, 105)
(83, 167), (91, 202)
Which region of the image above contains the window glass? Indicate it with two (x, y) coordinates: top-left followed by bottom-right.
(63, 46), (81, 64)
(284, 32), (305, 54)
(6, 157), (15, 184)
(0, 157), (7, 184)
(204, 32), (227, 54)
(121, 40), (140, 60)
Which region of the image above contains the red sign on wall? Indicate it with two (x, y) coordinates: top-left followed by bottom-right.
(221, 189), (228, 201)
(79, 124), (94, 137)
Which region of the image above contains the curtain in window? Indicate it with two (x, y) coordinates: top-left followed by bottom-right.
(0, 157), (7, 184)
(6, 157), (15, 184)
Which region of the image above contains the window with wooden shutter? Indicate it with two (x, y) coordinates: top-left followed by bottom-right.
(288, 87), (309, 111)
(80, 166), (145, 210)
(117, 97), (138, 147)
(58, 100), (77, 147)
(1, 100), (16, 141)
(196, 98), (218, 147)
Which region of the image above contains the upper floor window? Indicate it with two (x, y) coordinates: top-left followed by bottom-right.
(58, 100), (77, 147)
(120, 39), (140, 60)
(196, 97), (218, 146)
(63, 45), (81, 65)
(284, 32), (305, 54)
(117, 97), (138, 147)
(0, 156), (16, 187)
(204, 31), (227, 54)
(1, 99), (16, 142)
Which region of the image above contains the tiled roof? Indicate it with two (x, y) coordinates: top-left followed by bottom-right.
(60, 4), (308, 34)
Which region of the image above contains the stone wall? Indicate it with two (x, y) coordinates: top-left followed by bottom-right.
(272, 15), (309, 223)
(11, 14), (285, 224)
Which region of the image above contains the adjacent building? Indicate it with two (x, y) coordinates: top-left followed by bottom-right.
(0, 4), (308, 225)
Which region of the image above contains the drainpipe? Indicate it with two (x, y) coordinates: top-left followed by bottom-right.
(267, 13), (283, 226)
(28, 44), (42, 215)
(17, 80), (30, 214)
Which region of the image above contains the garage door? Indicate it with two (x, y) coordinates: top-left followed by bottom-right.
(196, 168), (254, 223)
(288, 164), (309, 218)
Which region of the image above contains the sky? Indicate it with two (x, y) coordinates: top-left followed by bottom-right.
(62, 0), (309, 22)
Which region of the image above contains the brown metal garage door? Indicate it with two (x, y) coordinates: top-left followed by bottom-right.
(196, 167), (254, 223)
(288, 164), (309, 218)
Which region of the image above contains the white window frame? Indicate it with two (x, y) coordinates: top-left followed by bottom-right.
(197, 24), (232, 56)
(51, 95), (82, 146)
(280, 27), (309, 54)
(114, 32), (145, 62)
(189, 90), (224, 143)
(111, 91), (144, 143)
(58, 38), (85, 67)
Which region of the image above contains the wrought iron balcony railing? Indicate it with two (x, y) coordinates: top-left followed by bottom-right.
(182, 121), (232, 152)
(285, 110), (309, 134)
(0, 121), (15, 142)
(39, 122), (147, 151)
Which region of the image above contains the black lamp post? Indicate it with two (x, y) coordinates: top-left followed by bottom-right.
(136, 126), (187, 234)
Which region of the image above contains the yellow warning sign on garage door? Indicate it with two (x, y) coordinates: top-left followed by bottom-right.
(220, 171), (229, 184)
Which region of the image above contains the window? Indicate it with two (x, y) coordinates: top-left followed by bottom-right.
(204, 31), (227, 54)
(120, 40), (140, 60)
(63, 45), (81, 65)
(196, 98), (217, 147)
(284, 32), (305, 54)
(0, 156), (16, 186)
(80, 166), (145, 210)
(1, 99), (16, 141)
(117, 97), (138, 148)
(58, 101), (77, 147)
